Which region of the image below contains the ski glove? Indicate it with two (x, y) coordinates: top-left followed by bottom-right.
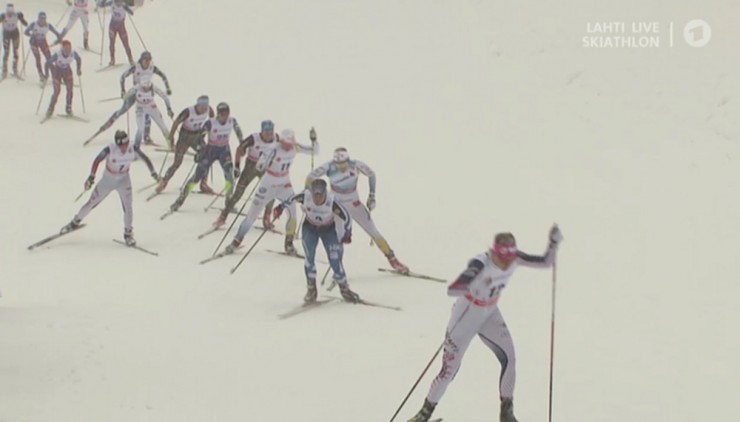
(166, 88), (172, 96)
(76, 69), (82, 76)
(342, 231), (352, 244)
(167, 108), (174, 119)
(366, 194), (376, 211)
(233, 167), (241, 179)
(309, 127), (317, 142)
(549, 224), (563, 245)
(84, 175), (94, 190)
(151, 172), (161, 182)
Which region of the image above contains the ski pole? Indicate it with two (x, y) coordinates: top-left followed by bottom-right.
(128, 15), (148, 51)
(21, 39), (31, 78)
(98, 7), (105, 66)
(203, 185), (227, 212)
(321, 266), (331, 284)
(179, 161), (196, 190)
(136, 152), (170, 193)
(229, 221), (275, 275)
(212, 181), (258, 256)
(74, 190), (87, 202)
(19, 32), (26, 78)
(35, 78), (47, 115)
(78, 75), (86, 114)
(55, 5), (71, 28)
(548, 258), (558, 422)
(388, 304), (471, 422)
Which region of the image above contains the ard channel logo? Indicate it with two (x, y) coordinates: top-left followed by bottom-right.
(582, 20), (711, 48)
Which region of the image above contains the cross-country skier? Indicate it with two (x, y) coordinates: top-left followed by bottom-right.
(120, 51), (171, 144)
(213, 119), (278, 227)
(0, 3), (28, 79)
(93, 80), (173, 147)
(273, 179), (359, 303)
(131, 80), (173, 147)
(58, 0), (91, 50)
(156, 95), (215, 193)
(407, 226), (563, 422)
(221, 128), (319, 256)
(24, 11), (61, 84)
(60, 130), (160, 246)
(44, 40), (81, 118)
(98, 0), (134, 65)
(306, 147), (410, 274)
(168, 102), (243, 212)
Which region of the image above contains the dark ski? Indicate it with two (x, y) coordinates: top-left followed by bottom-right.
(265, 249), (304, 259)
(199, 246), (242, 265)
(83, 129), (104, 146)
(96, 64), (124, 73)
(378, 268), (446, 283)
(197, 225), (222, 240)
(57, 114), (90, 123)
(28, 224), (86, 250)
(277, 298), (337, 320)
(160, 208), (177, 220)
(112, 239), (159, 256)
(323, 295), (402, 311)
(146, 191), (162, 201)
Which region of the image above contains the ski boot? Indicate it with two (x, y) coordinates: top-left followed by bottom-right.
(155, 178), (168, 194)
(500, 398), (518, 422)
(65, 105), (73, 116)
(199, 181), (215, 194)
(338, 282), (360, 303)
(143, 136), (155, 146)
(60, 218), (82, 234)
(387, 253), (410, 274)
(304, 278), (317, 303)
(83, 32), (90, 50)
(262, 213), (274, 230)
(224, 238), (241, 254)
(45, 106), (53, 119)
(170, 192), (186, 212)
(124, 228), (136, 246)
(214, 212), (227, 227)
(407, 399), (436, 422)
(284, 235), (297, 255)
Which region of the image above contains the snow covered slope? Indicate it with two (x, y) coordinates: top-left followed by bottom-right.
(1, 0), (738, 421)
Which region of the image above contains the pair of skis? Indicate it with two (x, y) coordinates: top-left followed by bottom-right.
(41, 114), (90, 125)
(96, 63), (125, 73)
(277, 295), (402, 320)
(198, 246), (303, 265)
(27, 225), (157, 256)
(196, 223), (281, 241)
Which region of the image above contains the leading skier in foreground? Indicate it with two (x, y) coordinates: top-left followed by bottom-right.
(407, 225), (563, 422)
